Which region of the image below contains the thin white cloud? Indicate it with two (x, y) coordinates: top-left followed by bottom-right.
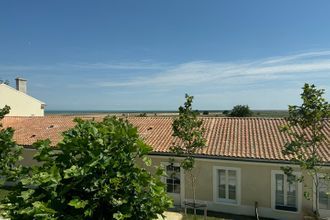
(0, 61), (168, 71)
(0, 65), (54, 71)
(261, 50), (330, 64)
(2, 50), (330, 90)
(67, 62), (169, 70)
(96, 51), (330, 88)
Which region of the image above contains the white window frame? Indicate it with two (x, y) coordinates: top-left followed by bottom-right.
(271, 170), (302, 213)
(160, 162), (185, 206)
(313, 173), (330, 217)
(213, 166), (241, 206)
(164, 163), (181, 194)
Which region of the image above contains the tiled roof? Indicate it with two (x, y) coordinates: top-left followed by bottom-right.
(2, 116), (330, 162)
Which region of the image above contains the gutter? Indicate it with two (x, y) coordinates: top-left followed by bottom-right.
(22, 145), (330, 167)
(148, 152), (330, 167)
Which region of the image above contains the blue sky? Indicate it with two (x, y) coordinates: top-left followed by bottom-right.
(1, 0), (330, 110)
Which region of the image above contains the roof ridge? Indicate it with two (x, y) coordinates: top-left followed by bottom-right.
(124, 116), (286, 120)
(3, 115), (288, 121)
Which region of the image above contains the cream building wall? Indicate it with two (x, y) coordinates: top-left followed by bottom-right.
(148, 155), (329, 220)
(19, 148), (329, 220)
(0, 84), (45, 116)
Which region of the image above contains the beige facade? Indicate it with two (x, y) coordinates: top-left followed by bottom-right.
(0, 83), (45, 116)
(20, 148), (330, 220)
(149, 155), (330, 220)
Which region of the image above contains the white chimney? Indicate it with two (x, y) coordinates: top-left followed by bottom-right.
(15, 77), (27, 94)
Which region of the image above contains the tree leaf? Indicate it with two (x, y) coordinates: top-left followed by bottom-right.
(68, 198), (88, 209)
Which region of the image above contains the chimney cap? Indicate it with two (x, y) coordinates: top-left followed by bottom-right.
(15, 77), (27, 81)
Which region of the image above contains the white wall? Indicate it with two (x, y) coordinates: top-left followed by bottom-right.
(0, 84), (44, 116)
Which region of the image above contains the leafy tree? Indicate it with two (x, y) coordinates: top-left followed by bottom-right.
(202, 111), (209, 115)
(0, 80), (9, 85)
(0, 105), (23, 184)
(170, 94), (206, 210)
(222, 110), (230, 116)
(0, 116), (171, 220)
(229, 105), (253, 117)
(280, 84), (330, 218)
(138, 113), (147, 117)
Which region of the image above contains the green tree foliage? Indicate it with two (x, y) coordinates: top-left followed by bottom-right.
(138, 113), (147, 117)
(0, 106), (10, 118)
(229, 105), (253, 117)
(0, 80), (9, 85)
(0, 105), (23, 183)
(202, 111), (209, 115)
(280, 84), (330, 218)
(0, 116), (171, 220)
(170, 94), (206, 207)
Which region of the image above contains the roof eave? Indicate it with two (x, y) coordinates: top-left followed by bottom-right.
(148, 151), (330, 166)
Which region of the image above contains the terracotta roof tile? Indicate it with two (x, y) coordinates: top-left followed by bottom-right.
(2, 116), (330, 162)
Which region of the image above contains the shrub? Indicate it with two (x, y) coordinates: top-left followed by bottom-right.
(229, 105), (253, 117)
(202, 111), (209, 115)
(0, 116), (171, 220)
(222, 110), (229, 116)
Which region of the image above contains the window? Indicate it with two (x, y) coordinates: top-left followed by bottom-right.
(272, 171), (300, 212)
(319, 177), (330, 210)
(166, 164), (180, 194)
(214, 167), (240, 205)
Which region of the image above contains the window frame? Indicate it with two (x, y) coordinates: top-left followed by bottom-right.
(312, 173), (330, 218)
(160, 161), (185, 206)
(318, 174), (330, 210)
(213, 166), (241, 206)
(271, 170), (302, 213)
(165, 163), (181, 194)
